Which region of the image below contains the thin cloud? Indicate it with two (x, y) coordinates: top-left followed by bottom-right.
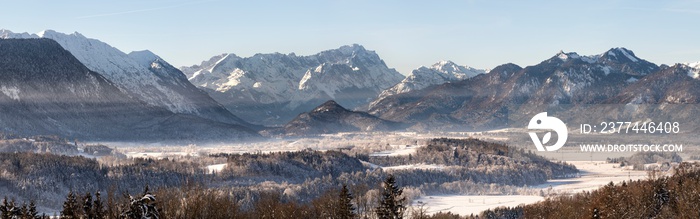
(75, 0), (218, 19)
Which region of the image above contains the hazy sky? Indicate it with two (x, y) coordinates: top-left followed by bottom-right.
(3, 0), (700, 75)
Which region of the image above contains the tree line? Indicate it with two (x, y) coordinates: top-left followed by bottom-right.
(44, 175), (435, 219)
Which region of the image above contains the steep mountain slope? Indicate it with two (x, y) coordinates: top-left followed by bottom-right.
(686, 61), (700, 79)
(0, 29), (253, 128)
(263, 100), (405, 136)
(126, 50), (256, 127)
(586, 64), (700, 126)
(369, 48), (660, 130)
(183, 44), (404, 125)
(0, 38), (258, 141)
(375, 60), (486, 101)
(609, 64), (700, 104)
(179, 53), (227, 79)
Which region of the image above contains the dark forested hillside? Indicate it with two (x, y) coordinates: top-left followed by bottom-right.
(0, 152), (206, 212)
(213, 149), (366, 181)
(370, 138), (577, 186)
(266, 100), (407, 136)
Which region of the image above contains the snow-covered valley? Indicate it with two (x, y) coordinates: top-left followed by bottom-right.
(412, 160), (650, 216)
(102, 131), (679, 217)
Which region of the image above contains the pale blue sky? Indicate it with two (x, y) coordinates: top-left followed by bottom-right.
(2, 0), (700, 74)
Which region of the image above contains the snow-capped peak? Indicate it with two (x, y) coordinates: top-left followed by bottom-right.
(375, 60), (487, 101)
(432, 60), (460, 72)
(685, 61), (700, 79)
(2, 29), (208, 114)
(550, 48), (647, 66)
(182, 44), (403, 125)
(336, 44), (366, 56)
(128, 50), (161, 67)
(606, 47), (639, 62)
(427, 60), (485, 77)
(0, 29), (37, 39)
(435, 60), (455, 66)
(556, 50), (581, 60)
(180, 53), (229, 80)
(551, 50), (599, 64)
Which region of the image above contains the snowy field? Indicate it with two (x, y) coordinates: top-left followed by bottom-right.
(370, 144), (422, 157)
(412, 161), (650, 216)
(533, 161), (648, 194)
(412, 195), (544, 216)
(206, 163), (227, 173)
(383, 163), (446, 171)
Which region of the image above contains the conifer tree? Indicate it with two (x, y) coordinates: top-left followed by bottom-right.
(376, 175), (405, 219)
(61, 191), (79, 219)
(83, 192), (94, 219)
(1, 197), (9, 219)
(27, 200), (38, 219)
(93, 192), (105, 219)
(336, 184), (356, 219)
(120, 186), (159, 219)
(8, 200), (18, 218)
(19, 203), (28, 219)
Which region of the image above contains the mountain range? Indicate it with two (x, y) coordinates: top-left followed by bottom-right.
(2, 28), (700, 139)
(180, 44), (404, 125)
(368, 48), (700, 131)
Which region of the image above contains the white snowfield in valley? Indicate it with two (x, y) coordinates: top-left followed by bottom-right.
(383, 163), (446, 171)
(413, 161), (649, 216)
(206, 163), (228, 173)
(413, 195), (544, 216)
(370, 144), (422, 157)
(532, 161), (648, 193)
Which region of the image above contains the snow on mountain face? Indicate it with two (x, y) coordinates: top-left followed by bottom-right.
(686, 61), (700, 79)
(369, 48), (662, 131)
(544, 48), (657, 77)
(182, 44), (404, 125)
(180, 53), (228, 79)
(189, 44), (401, 102)
(127, 50), (161, 68)
(611, 64), (700, 105)
(0, 29), (34, 39)
(2, 30), (194, 112)
(0, 29), (252, 127)
(298, 46), (403, 94)
(41, 30), (203, 113)
(555, 51), (599, 64)
(607, 47), (638, 62)
(376, 60), (486, 100)
(0, 38), (258, 141)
